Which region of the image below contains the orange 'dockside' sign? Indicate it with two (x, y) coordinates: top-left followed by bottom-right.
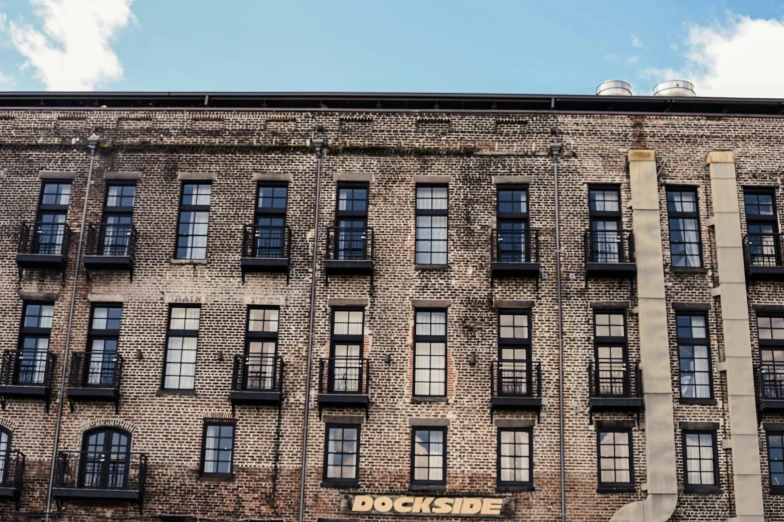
(340, 494), (515, 517)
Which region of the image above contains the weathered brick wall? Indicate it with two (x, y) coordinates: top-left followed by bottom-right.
(0, 107), (779, 521)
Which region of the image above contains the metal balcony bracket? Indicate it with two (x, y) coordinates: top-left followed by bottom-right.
(0, 396), (5, 411)
(68, 397), (75, 413)
(54, 498), (64, 512)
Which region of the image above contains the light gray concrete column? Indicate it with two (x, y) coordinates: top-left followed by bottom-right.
(707, 151), (765, 522)
(611, 150), (678, 522)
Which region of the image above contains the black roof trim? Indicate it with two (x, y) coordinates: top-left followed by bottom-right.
(1, 91), (784, 117)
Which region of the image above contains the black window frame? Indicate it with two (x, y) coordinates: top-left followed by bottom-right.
(744, 187), (780, 266)
(84, 303), (123, 387)
(758, 313), (784, 399)
(254, 181), (288, 258)
(100, 181), (137, 256)
(593, 310), (629, 397)
(682, 429), (720, 494)
(16, 301), (55, 386)
(174, 182), (212, 260)
(767, 431), (784, 494)
(334, 182), (370, 260)
(413, 308), (448, 398)
(497, 309), (532, 396)
(496, 427), (533, 491)
(0, 426), (11, 484)
(161, 304), (201, 391)
(588, 185), (623, 263)
(410, 426), (447, 487)
(328, 307), (365, 393)
(199, 420), (236, 478)
(676, 312), (715, 403)
(35, 180), (72, 255)
(496, 184), (530, 263)
(243, 306), (279, 391)
(322, 423), (361, 488)
(666, 187), (703, 268)
(596, 429), (635, 492)
(79, 426), (132, 489)
(415, 183), (449, 266)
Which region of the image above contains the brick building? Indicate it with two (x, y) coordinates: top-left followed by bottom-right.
(0, 89), (780, 521)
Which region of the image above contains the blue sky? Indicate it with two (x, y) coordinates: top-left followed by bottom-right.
(1, 0), (784, 96)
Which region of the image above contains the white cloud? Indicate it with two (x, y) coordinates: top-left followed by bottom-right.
(626, 55), (639, 64)
(647, 14), (784, 97)
(631, 34), (643, 48)
(3, 0), (134, 91)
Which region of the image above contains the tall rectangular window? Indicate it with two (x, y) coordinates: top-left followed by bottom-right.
(415, 185), (448, 265)
(200, 421), (235, 477)
(497, 428), (532, 488)
(414, 309), (447, 397)
(17, 302), (54, 385)
(496, 186), (529, 262)
(594, 311), (628, 397)
(597, 430), (633, 488)
(36, 182), (71, 255)
(744, 189), (779, 266)
(589, 186), (622, 263)
(497, 310), (531, 395)
(255, 182), (288, 258)
(411, 427), (446, 486)
(329, 308), (364, 393)
(667, 189), (702, 267)
(335, 183), (369, 260)
(677, 314), (713, 401)
(163, 306), (200, 390)
(683, 430), (719, 491)
(323, 424), (360, 486)
(85, 305), (122, 386)
(101, 183), (136, 255)
(768, 432), (784, 490)
(758, 315), (784, 399)
(244, 307), (278, 391)
(176, 183), (211, 260)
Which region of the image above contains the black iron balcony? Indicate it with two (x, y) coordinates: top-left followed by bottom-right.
(490, 228), (540, 279)
(0, 349), (56, 412)
(83, 223), (137, 280)
(66, 352), (123, 413)
(325, 226), (374, 279)
(743, 233), (784, 280)
(757, 366), (784, 413)
(52, 450), (147, 512)
(588, 362), (642, 422)
(584, 229), (636, 278)
(240, 225), (292, 283)
(230, 354), (284, 411)
(16, 221), (71, 279)
(0, 450), (25, 510)
(317, 357), (370, 418)
(490, 361), (542, 417)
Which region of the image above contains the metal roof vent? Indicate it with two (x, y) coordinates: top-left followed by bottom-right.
(596, 80), (633, 96)
(653, 80), (696, 97)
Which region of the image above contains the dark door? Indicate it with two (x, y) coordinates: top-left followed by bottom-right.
(497, 186), (529, 263)
(85, 337), (118, 387)
(498, 311), (531, 395)
(80, 428), (130, 488)
(35, 182), (71, 255)
(335, 183), (369, 260)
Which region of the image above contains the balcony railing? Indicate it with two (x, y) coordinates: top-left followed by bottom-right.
(317, 357), (370, 416)
(83, 223), (138, 280)
(743, 233), (784, 280)
(584, 229), (636, 277)
(240, 225), (292, 282)
(0, 450), (25, 509)
(490, 361), (542, 416)
(325, 226), (375, 279)
(66, 352), (123, 413)
(588, 361), (642, 420)
(16, 221), (72, 278)
(230, 355), (284, 409)
(757, 366), (784, 413)
(0, 349), (56, 411)
(52, 450), (147, 507)
(490, 228), (540, 279)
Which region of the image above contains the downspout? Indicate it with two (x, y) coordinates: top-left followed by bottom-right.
(549, 139), (567, 522)
(298, 137), (326, 522)
(45, 134), (100, 520)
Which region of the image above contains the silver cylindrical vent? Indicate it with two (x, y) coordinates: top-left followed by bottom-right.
(596, 80), (633, 96)
(653, 80), (696, 97)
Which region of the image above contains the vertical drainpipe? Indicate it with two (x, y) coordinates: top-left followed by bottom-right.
(298, 137), (326, 522)
(44, 134), (100, 521)
(549, 139), (567, 522)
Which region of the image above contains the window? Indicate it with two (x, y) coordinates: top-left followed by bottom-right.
(176, 183), (211, 260)
(17, 302), (54, 385)
(497, 310), (531, 395)
(36, 181), (71, 255)
(201, 422), (235, 477)
(594, 311), (628, 397)
(244, 307), (279, 390)
(415, 185), (448, 265)
(496, 186), (529, 262)
(758, 315), (784, 399)
(85, 305), (122, 386)
(81, 427), (131, 488)
(323, 424), (360, 486)
(335, 183), (369, 260)
(414, 310), (447, 397)
(0, 428), (11, 484)
(597, 430), (633, 488)
(683, 430), (719, 491)
(667, 189), (702, 267)
(744, 189), (779, 266)
(411, 428), (446, 486)
(254, 182), (288, 258)
(768, 432), (784, 490)
(101, 183), (136, 255)
(589, 186), (622, 263)
(497, 428), (532, 488)
(677, 314), (713, 401)
(329, 308), (364, 393)
(162, 306), (200, 390)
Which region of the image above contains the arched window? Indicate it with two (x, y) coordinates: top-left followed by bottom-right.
(80, 427), (131, 489)
(0, 427), (11, 483)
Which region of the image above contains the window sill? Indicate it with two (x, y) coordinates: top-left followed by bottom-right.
(679, 398), (718, 406)
(414, 264), (449, 271)
(497, 484), (535, 493)
(409, 484), (447, 492)
(157, 388), (197, 396)
(411, 396), (449, 404)
(321, 480), (360, 489)
(669, 266), (708, 274)
(683, 485), (721, 495)
(597, 485), (635, 494)
(198, 474), (234, 482)
(170, 258), (208, 265)
(770, 486), (784, 496)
